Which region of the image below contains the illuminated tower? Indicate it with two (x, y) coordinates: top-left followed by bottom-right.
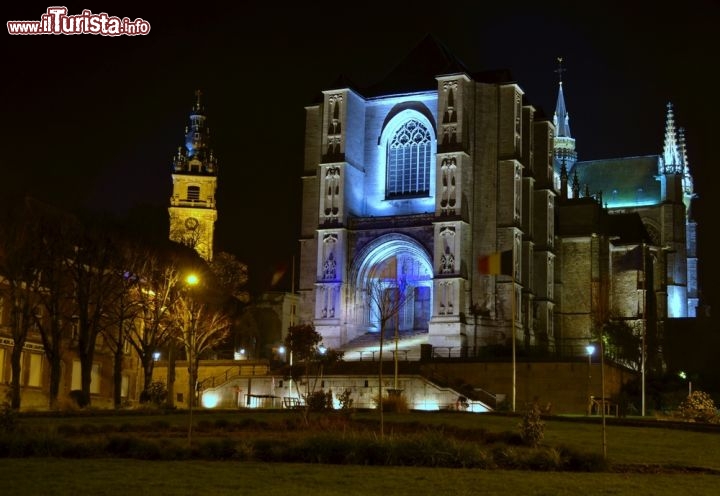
(168, 90), (218, 261)
(552, 57), (576, 193)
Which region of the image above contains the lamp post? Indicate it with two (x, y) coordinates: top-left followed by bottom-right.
(184, 273), (199, 446)
(585, 344), (595, 415)
(679, 371), (692, 396)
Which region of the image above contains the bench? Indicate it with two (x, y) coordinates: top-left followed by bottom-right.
(283, 397), (303, 409)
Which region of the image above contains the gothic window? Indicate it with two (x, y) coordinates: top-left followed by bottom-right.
(187, 185), (200, 201)
(386, 119), (432, 198)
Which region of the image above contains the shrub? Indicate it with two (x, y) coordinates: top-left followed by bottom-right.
(198, 438), (237, 459)
(0, 402), (17, 433)
(557, 445), (609, 472)
(678, 390), (719, 423)
(337, 388), (354, 411)
(68, 390), (88, 409)
(105, 435), (165, 459)
(518, 402), (545, 447)
(139, 381), (167, 406)
(306, 390), (333, 411)
(377, 392), (409, 413)
(524, 447), (563, 471)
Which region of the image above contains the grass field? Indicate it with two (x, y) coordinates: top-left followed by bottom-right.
(4, 409), (720, 495)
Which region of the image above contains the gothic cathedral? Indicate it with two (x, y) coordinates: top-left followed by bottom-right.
(168, 90), (218, 261)
(297, 37), (698, 364)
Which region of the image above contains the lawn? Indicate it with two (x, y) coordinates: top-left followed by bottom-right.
(4, 409), (720, 495)
(1, 459), (718, 496)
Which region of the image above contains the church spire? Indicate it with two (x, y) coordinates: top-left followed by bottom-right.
(173, 89), (217, 174)
(168, 90), (219, 262)
(553, 57), (571, 139)
(661, 102), (682, 175)
(552, 57), (577, 189)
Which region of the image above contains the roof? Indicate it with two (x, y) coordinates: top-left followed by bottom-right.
(318, 34), (515, 100)
(363, 34), (472, 97)
(572, 155), (661, 208)
(556, 198), (650, 244)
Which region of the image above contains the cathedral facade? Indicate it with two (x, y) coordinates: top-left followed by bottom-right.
(297, 38), (699, 364)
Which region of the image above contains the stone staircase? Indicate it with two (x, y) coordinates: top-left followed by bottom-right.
(339, 329), (429, 361)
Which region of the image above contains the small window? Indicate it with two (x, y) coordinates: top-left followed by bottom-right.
(187, 185), (200, 201)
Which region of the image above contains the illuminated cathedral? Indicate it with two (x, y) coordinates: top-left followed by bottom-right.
(296, 37), (699, 363)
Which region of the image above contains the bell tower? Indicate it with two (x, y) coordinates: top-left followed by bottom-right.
(168, 90), (218, 261)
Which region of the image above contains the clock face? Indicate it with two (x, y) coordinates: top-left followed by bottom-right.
(185, 217), (199, 230)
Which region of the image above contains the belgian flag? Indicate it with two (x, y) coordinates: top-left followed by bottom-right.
(478, 250), (513, 275)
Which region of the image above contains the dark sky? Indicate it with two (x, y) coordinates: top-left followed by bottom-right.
(4, 2), (719, 302)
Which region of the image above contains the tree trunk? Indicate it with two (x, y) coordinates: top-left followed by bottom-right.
(47, 354), (61, 410)
(142, 356), (154, 395)
(166, 342), (176, 408)
(113, 347), (123, 408)
(9, 345), (23, 410)
(80, 354), (93, 407)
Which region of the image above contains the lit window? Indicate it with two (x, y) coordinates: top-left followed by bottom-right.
(386, 119), (432, 198)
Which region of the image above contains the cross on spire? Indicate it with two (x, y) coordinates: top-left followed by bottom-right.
(193, 89), (203, 112)
(555, 57), (566, 84)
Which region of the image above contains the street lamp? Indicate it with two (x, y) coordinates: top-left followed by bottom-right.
(184, 273), (199, 446)
(679, 371), (692, 396)
(585, 345), (595, 415)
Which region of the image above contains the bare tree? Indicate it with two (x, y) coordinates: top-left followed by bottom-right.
(0, 199), (45, 409)
(364, 269), (412, 439)
(173, 287), (232, 408)
(31, 203), (78, 409)
(100, 237), (151, 409)
(209, 251), (249, 303)
(127, 251), (186, 399)
(65, 223), (123, 407)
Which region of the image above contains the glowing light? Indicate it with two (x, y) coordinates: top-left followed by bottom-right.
(185, 273), (199, 286)
(152, 351), (161, 361)
(585, 345), (595, 356)
(201, 392), (219, 408)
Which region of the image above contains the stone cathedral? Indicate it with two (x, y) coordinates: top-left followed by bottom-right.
(168, 90), (218, 262)
(297, 37), (699, 362)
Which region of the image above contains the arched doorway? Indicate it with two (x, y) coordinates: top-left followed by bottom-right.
(352, 234), (433, 333)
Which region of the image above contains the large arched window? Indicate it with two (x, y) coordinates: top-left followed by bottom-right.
(386, 119), (432, 198)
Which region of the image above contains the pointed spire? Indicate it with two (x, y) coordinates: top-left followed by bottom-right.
(678, 126), (695, 214)
(193, 89), (204, 114)
(560, 158), (568, 201)
(553, 57), (571, 138)
(552, 57), (577, 187)
(172, 90), (217, 175)
(572, 169), (580, 198)
(662, 102), (682, 174)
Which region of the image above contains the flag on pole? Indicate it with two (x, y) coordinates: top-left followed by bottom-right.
(478, 250), (513, 275)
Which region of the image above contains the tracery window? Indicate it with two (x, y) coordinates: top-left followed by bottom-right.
(386, 119), (432, 198)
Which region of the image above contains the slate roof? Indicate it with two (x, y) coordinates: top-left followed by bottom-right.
(316, 34), (515, 101)
(572, 155), (661, 208)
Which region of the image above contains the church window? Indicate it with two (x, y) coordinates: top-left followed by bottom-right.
(386, 119), (432, 198)
(187, 185), (200, 201)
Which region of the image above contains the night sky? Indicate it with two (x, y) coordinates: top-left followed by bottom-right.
(4, 2), (719, 304)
